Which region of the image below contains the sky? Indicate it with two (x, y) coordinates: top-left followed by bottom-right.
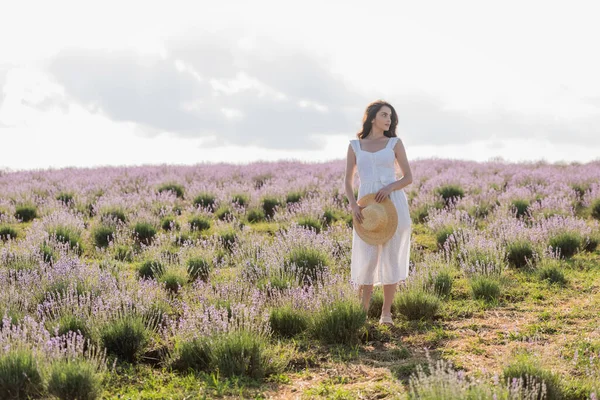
(1, 0), (599, 171)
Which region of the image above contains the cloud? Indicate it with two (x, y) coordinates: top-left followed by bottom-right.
(45, 31), (366, 150)
(41, 29), (600, 150)
(393, 94), (600, 146)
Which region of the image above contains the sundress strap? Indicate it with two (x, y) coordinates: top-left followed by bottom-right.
(349, 139), (359, 154)
(386, 137), (397, 149)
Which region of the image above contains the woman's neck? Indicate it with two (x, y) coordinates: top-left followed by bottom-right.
(364, 131), (386, 140)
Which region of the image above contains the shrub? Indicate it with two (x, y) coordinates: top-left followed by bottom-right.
(40, 243), (56, 264)
(252, 173), (272, 189)
(394, 287), (440, 321)
(157, 183), (184, 199)
(47, 358), (102, 400)
(172, 204), (183, 216)
(143, 301), (170, 331)
(256, 270), (297, 295)
(461, 247), (503, 274)
(367, 289), (385, 319)
(172, 233), (191, 247)
(435, 225), (455, 249)
(186, 257), (212, 282)
(50, 226), (84, 254)
(246, 208), (266, 223)
(538, 260), (567, 286)
(0, 308), (24, 330)
(408, 355), (550, 399)
(217, 229), (237, 252)
(468, 201), (495, 219)
(0, 225), (18, 241)
(296, 216), (322, 234)
(269, 305), (309, 338)
(84, 201), (97, 218)
(502, 357), (563, 400)
(160, 216), (179, 231)
(214, 246), (229, 263)
(0, 348), (44, 399)
(99, 313), (151, 363)
(470, 275), (501, 302)
(549, 231), (582, 259)
(188, 215), (211, 232)
(56, 192), (75, 205)
(261, 196), (281, 219)
(511, 199), (530, 218)
(591, 198), (600, 220)
(310, 299), (366, 345)
(42, 279), (71, 300)
(435, 184), (464, 205)
(158, 267), (187, 294)
(100, 207), (127, 224)
(283, 246), (329, 285)
(431, 270), (453, 298)
(231, 193), (250, 207)
(92, 224), (115, 248)
(3, 253), (38, 274)
(214, 205), (233, 221)
(161, 248), (179, 264)
(506, 239), (535, 269)
(132, 222), (157, 246)
(55, 313), (90, 338)
(572, 183), (590, 199)
(15, 204), (37, 222)
(268, 271), (295, 291)
(583, 233), (599, 252)
(171, 337), (212, 372)
(193, 193), (216, 209)
(137, 260), (164, 279)
(286, 190), (305, 204)
(213, 332), (278, 379)
(321, 207), (340, 227)
(411, 204), (430, 224)
(114, 245), (133, 262)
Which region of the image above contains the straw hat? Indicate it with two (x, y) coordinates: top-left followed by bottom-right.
(353, 193), (398, 245)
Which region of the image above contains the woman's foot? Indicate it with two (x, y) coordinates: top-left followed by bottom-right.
(379, 312), (393, 325)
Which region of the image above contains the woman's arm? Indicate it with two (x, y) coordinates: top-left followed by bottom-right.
(389, 138), (413, 191)
(344, 144), (358, 208)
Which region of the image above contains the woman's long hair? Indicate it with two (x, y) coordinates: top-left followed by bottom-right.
(356, 100), (398, 139)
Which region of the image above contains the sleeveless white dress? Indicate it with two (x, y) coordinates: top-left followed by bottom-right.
(349, 137), (412, 286)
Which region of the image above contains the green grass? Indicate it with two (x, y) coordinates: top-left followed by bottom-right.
(103, 363), (267, 399)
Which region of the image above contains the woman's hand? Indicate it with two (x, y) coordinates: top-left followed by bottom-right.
(351, 203), (366, 224)
(375, 186), (393, 202)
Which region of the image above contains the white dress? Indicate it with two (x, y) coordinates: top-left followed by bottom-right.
(349, 137), (412, 286)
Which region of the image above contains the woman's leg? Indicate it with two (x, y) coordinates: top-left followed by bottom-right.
(381, 283), (397, 315)
(359, 284), (374, 312)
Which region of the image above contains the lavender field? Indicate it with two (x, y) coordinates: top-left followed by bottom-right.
(1, 158), (600, 399)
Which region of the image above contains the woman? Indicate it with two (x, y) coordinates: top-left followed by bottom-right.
(344, 100), (413, 325)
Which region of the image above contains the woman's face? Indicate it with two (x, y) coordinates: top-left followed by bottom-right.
(372, 106), (392, 133)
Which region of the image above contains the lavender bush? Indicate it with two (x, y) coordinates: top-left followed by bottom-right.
(1, 159), (599, 395)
